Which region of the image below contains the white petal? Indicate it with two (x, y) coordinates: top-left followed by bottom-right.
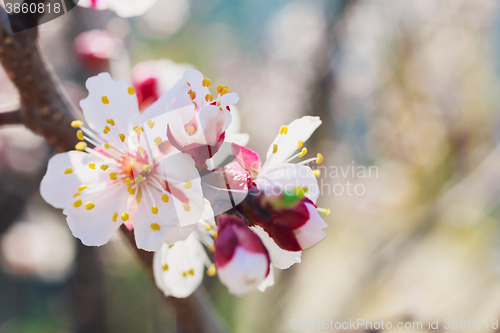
(225, 133), (250, 147)
(40, 151), (111, 209)
(62, 186), (128, 246)
(255, 163), (319, 203)
(252, 226), (301, 270)
(257, 267), (275, 292)
(263, 116), (321, 169)
(80, 73), (140, 140)
(153, 234), (206, 298)
(225, 105), (242, 135)
(156, 152), (204, 226)
(294, 203), (327, 250)
(217, 247), (269, 296)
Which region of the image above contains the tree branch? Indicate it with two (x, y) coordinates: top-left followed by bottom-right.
(0, 4), (225, 333)
(0, 109), (21, 126)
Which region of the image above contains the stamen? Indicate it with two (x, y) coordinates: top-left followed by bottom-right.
(182, 203), (191, 212)
(298, 148), (307, 157)
(183, 180), (192, 189)
(73, 200), (82, 207)
(146, 120), (155, 129)
(188, 269), (194, 275)
(85, 201), (95, 210)
(186, 126), (196, 135)
(75, 142), (87, 151)
(125, 178), (131, 185)
(280, 126), (288, 135)
(208, 245), (214, 252)
(220, 87), (230, 96)
(205, 224), (213, 231)
(128, 87), (135, 95)
(101, 165), (109, 171)
(143, 165), (151, 172)
(121, 211), (129, 221)
(136, 175), (144, 183)
(88, 163), (96, 169)
(202, 78), (211, 87)
(118, 134), (125, 142)
(150, 223), (160, 231)
(64, 168), (73, 175)
(104, 143), (110, 149)
(73, 192), (81, 198)
(298, 141), (304, 149)
(78, 185), (87, 192)
(162, 264), (169, 271)
(316, 153), (323, 164)
(317, 207), (330, 215)
(71, 120), (84, 128)
(313, 169), (321, 177)
(103, 126), (110, 134)
(133, 126), (144, 135)
(151, 205), (158, 214)
(106, 119), (115, 126)
(138, 146), (145, 154)
(76, 130), (84, 140)
(109, 173), (118, 181)
(216, 84), (224, 94)
(272, 144), (278, 154)
(127, 187), (135, 195)
(102, 96), (109, 104)
(188, 90), (196, 100)
(154, 137), (162, 146)
(112, 212), (118, 222)
(205, 94), (213, 102)
(207, 264), (216, 276)
(161, 194), (169, 203)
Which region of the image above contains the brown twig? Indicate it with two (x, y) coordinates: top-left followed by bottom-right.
(0, 4), (224, 333)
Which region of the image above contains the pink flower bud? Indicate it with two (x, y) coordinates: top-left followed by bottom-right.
(74, 30), (122, 72)
(266, 199), (327, 251)
(214, 215), (270, 296)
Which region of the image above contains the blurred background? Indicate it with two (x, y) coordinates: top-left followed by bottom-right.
(2, 0), (500, 332)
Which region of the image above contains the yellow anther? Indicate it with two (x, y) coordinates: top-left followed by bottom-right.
(138, 146), (145, 154)
(183, 180), (192, 189)
(317, 207), (330, 216)
(104, 143), (110, 149)
(77, 130), (84, 140)
(150, 223), (160, 231)
(71, 120), (84, 128)
(151, 205), (158, 214)
(154, 137), (162, 146)
(100, 164), (109, 171)
(205, 224), (213, 231)
(109, 173), (118, 181)
(182, 272), (187, 277)
(78, 185), (87, 192)
(186, 126), (196, 135)
(128, 87), (135, 95)
(186, 82), (191, 87)
(188, 269), (194, 276)
(119, 134), (125, 142)
(280, 125), (288, 135)
(75, 142), (87, 151)
(147, 121), (155, 129)
(205, 94), (213, 102)
(169, 244), (174, 248)
(106, 119), (115, 126)
(121, 211), (129, 221)
(103, 126), (110, 134)
(73, 200), (82, 208)
(125, 178), (131, 185)
(85, 201), (95, 210)
(88, 162), (96, 169)
(182, 203), (191, 212)
(64, 168), (73, 175)
(298, 141), (304, 149)
(102, 96), (109, 104)
(213, 231), (218, 239)
(202, 78), (211, 87)
(112, 212), (118, 222)
(272, 144), (278, 154)
(207, 264), (216, 277)
(135, 175), (144, 183)
(313, 169), (321, 177)
(133, 126), (143, 135)
(298, 148), (307, 158)
(193, 101), (197, 108)
(216, 84), (224, 94)
(162, 264), (169, 271)
(188, 89), (196, 100)
(220, 87), (230, 96)
(161, 194), (169, 203)
(143, 165), (151, 172)
(127, 187), (135, 195)
(73, 192), (81, 198)
(316, 153), (323, 164)
(208, 245), (215, 253)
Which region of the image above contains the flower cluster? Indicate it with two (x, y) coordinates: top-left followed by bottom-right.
(40, 69), (328, 297)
